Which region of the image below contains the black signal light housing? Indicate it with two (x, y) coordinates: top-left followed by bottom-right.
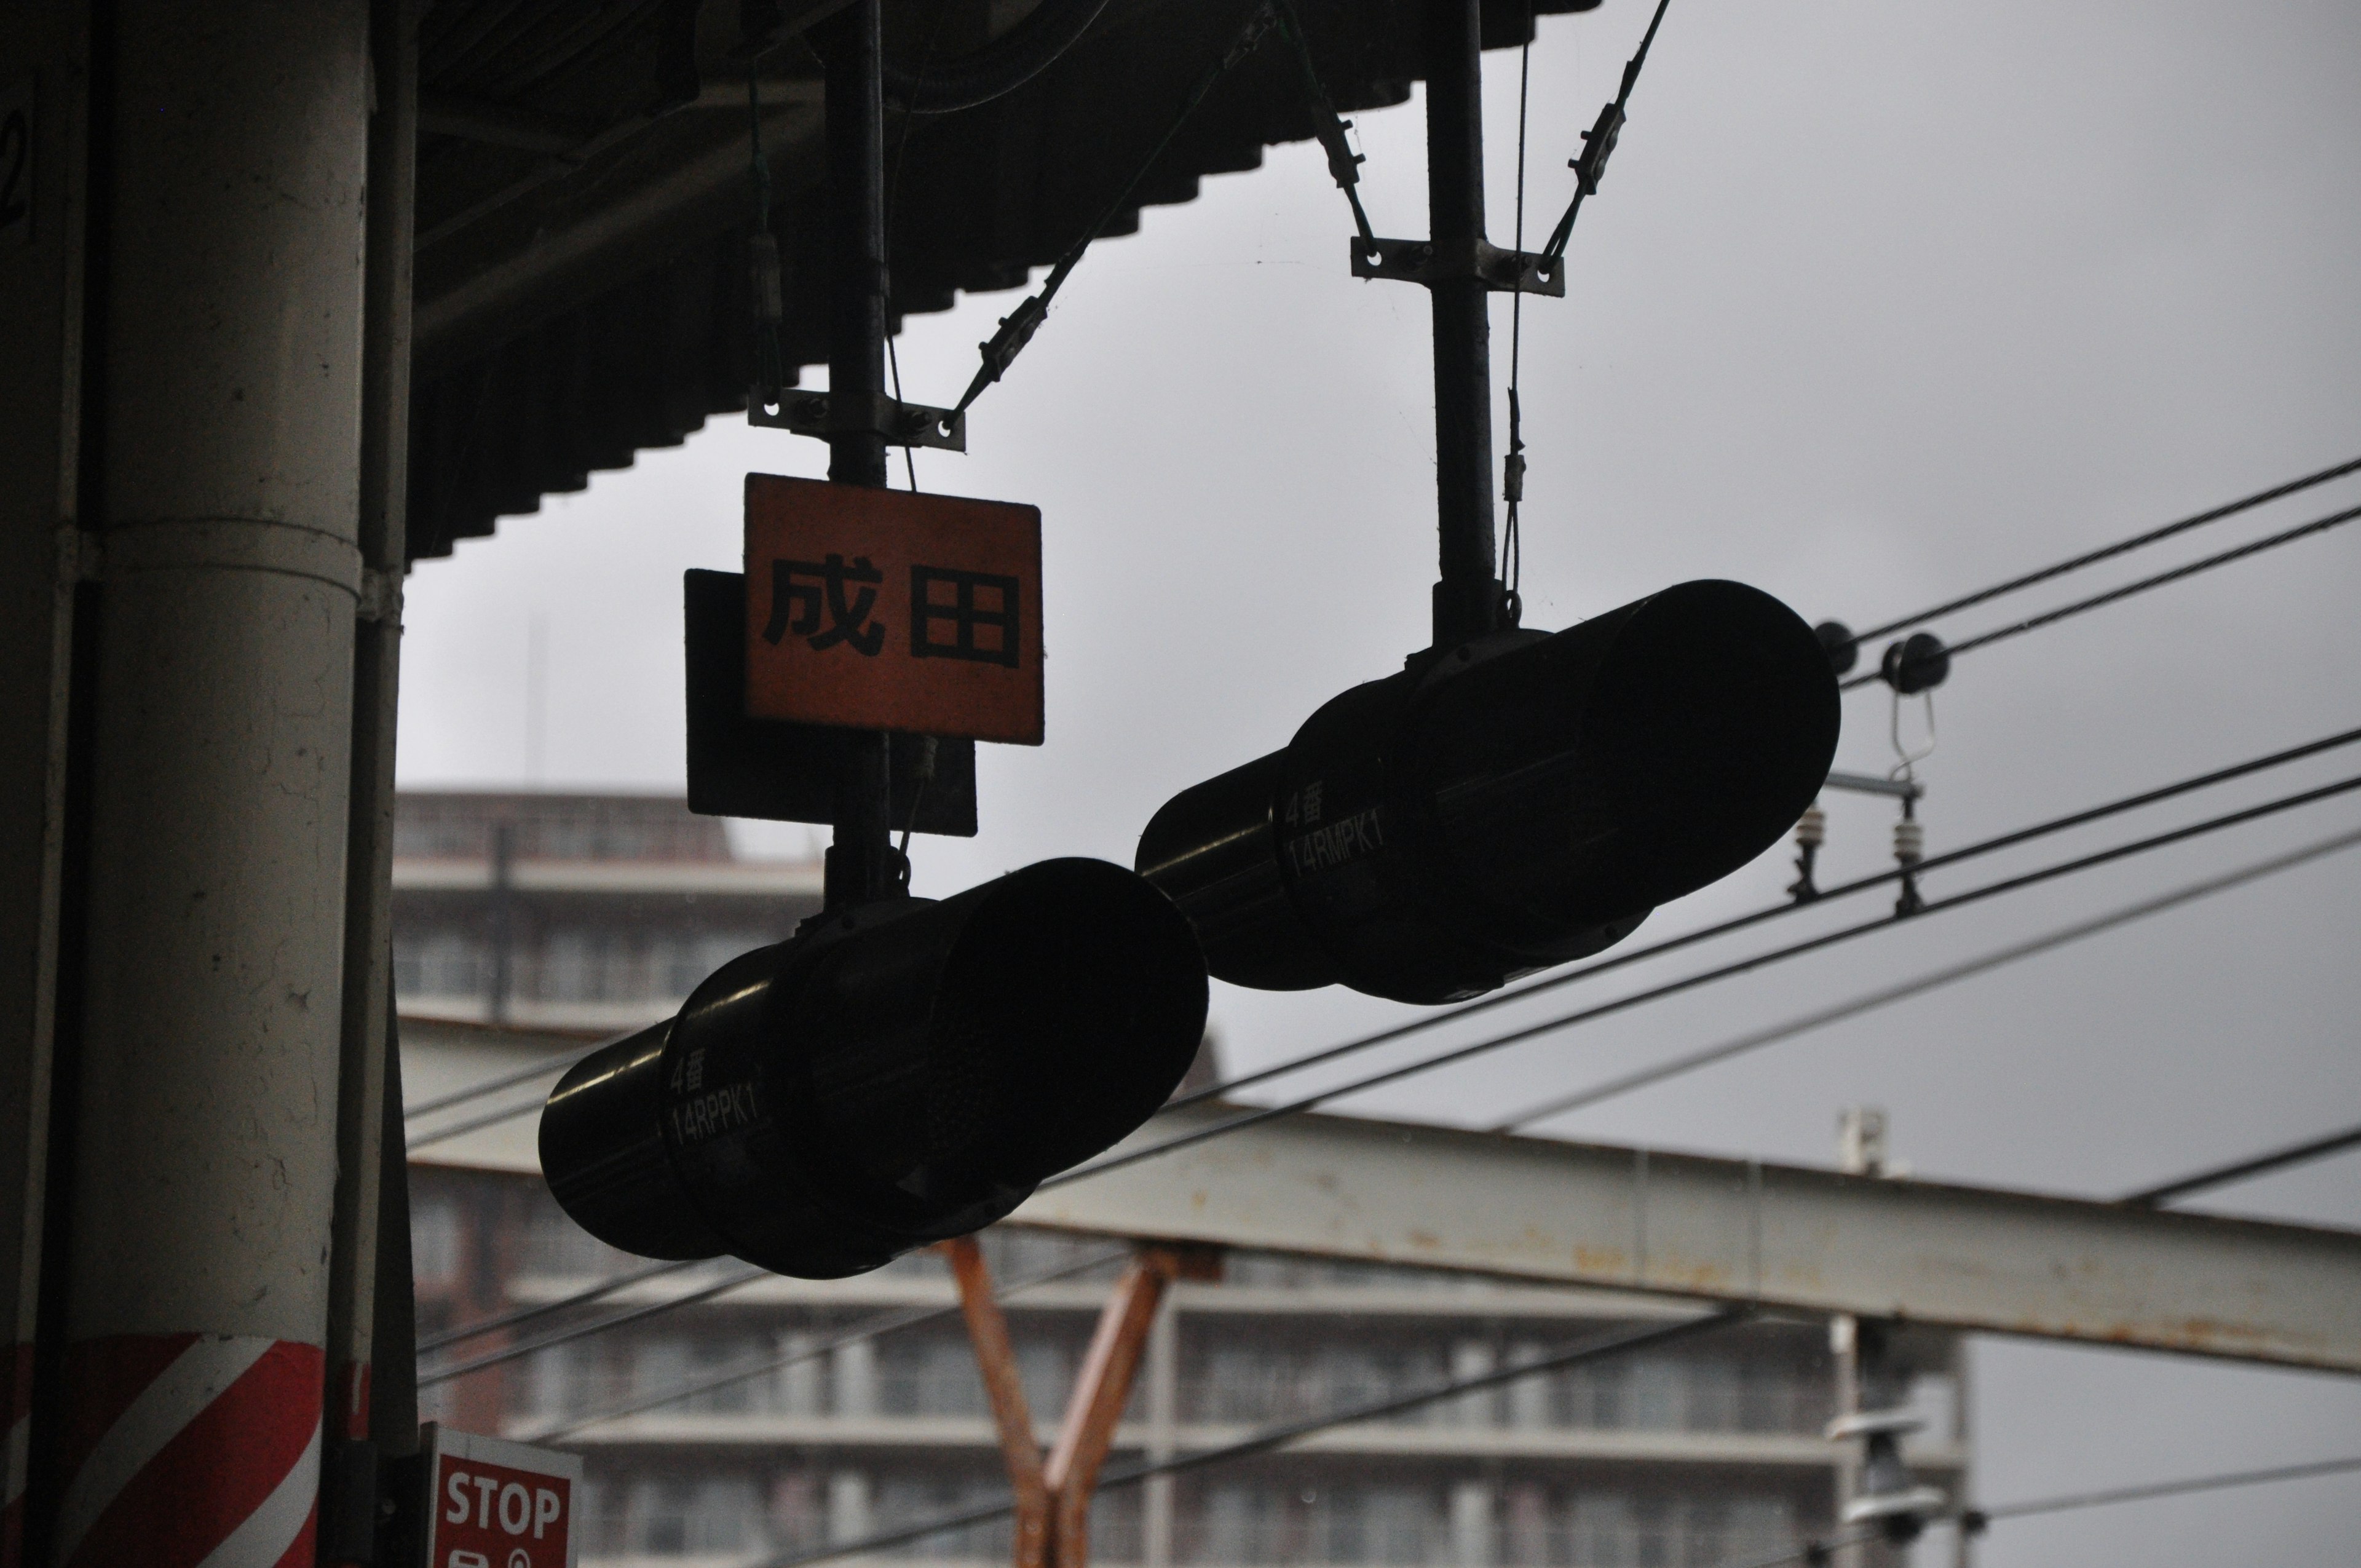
(1136, 580), (1840, 1005)
(540, 858), (1208, 1278)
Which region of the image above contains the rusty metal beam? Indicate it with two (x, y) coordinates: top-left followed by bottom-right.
(1013, 1104), (2361, 1374)
(1043, 1253), (1176, 1568)
(944, 1237), (1050, 1568)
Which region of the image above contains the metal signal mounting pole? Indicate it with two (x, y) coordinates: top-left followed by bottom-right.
(1424, 0), (1505, 649)
(815, 0), (899, 908)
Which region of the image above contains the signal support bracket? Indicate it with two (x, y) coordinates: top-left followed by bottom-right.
(1350, 236), (1566, 296)
(748, 386), (968, 451)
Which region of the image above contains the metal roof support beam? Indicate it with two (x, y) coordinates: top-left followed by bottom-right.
(1015, 1104), (2361, 1373)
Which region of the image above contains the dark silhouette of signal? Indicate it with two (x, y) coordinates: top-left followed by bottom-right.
(1137, 580), (1839, 1004)
(541, 859), (1207, 1278)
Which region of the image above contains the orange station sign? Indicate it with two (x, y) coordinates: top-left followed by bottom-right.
(744, 473), (1044, 745)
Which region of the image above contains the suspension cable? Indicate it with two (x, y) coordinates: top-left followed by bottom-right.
(1164, 722), (2361, 1119)
(1837, 453), (2361, 654)
(526, 1243), (1133, 1441)
(749, 1307), (1747, 1568)
(1489, 824), (2361, 1132)
(1840, 499), (2361, 691)
(1049, 769), (2361, 1190)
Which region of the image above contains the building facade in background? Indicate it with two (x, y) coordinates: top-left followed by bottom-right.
(400, 793), (1969, 1568)
(394, 791), (823, 1029)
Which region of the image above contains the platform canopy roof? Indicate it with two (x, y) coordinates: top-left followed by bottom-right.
(406, 0), (1600, 560)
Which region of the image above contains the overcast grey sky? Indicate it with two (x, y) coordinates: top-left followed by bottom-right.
(398, 1), (2361, 1559)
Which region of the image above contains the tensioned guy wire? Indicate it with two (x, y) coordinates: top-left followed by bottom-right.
(1047, 767), (2361, 1191)
(1839, 498), (2361, 691)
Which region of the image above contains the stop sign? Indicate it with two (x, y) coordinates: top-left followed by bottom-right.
(420, 1425), (582, 1568)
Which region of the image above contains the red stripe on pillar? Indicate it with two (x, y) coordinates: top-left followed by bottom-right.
(58, 1332), (199, 1493)
(63, 1336), (322, 1568)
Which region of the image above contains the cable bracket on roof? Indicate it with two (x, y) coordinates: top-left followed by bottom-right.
(748, 388), (968, 452)
(1349, 237), (1565, 296)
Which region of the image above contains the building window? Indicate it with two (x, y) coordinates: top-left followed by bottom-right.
(879, 1336), (989, 1418)
(628, 1474), (770, 1556)
(394, 932), (485, 999)
(521, 1193), (634, 1278)
(411, 1194), (462, 1286)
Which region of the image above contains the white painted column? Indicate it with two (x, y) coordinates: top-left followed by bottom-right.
(53, 4), (369, 1564)
(1449, 1337), (1496, 1428)
(832, 1332), (878, 1418)
(1142, 1289), (1181, 1568)
(829, 1468), (874, 1543)
(1506, 1340), (1551, 1430)
(1450, 1478), (1494, 1568)
(780, 1329), (824, 1416)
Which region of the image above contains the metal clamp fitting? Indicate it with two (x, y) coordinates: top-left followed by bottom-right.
(748, 388), (968, 452)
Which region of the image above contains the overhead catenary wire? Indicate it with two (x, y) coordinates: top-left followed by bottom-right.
(1840, 498), (2361, 692)
(402, 723), (2361, 1156)
(1838, 452), (2361, 652)
(1164, 722), (2361, 1120)
(417, 1255), (697, 1355)
(418, 1263), (770, 1388)
(1046, 768), (2361, 1192)
(750, 1307), (1749, 1568)
(402, 1034), (613, 1122)
(1488, 823), (2361, 1133)
(2121, 1119), (2361, 1207)
(530, 1242), (1134, 1443)
(1716, 1452), (2361, 1568)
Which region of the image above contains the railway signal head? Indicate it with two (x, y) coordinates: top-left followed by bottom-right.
(1137, 580), (1840, 1004)
(540, 858), (1208, 1277)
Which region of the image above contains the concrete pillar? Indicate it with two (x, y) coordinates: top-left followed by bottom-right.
(0, 4), (93, 1563)
(51, 4), (370, 1566)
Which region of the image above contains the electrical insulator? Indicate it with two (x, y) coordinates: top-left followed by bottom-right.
(1788, 804), (1827, 903)
(1892, 816), (1923, 866)
(540, 859), (1208, 1278)
(1136, 580), (1840, 1005)
(1813, 620), (1860, 677)
(1879, 630), (1950, 694)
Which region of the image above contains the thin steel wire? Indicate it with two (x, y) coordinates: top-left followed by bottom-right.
(531, 1243), (1134, 1441)
(1841, 452), (2361, 650)
(746, 1308), (1748, 1568)
(1050, 769), (2361, 1191)
(1842, 499), (2361, 691)
(1162, 723), (2361, 1118)
(1490, 824), (2361, 1132)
